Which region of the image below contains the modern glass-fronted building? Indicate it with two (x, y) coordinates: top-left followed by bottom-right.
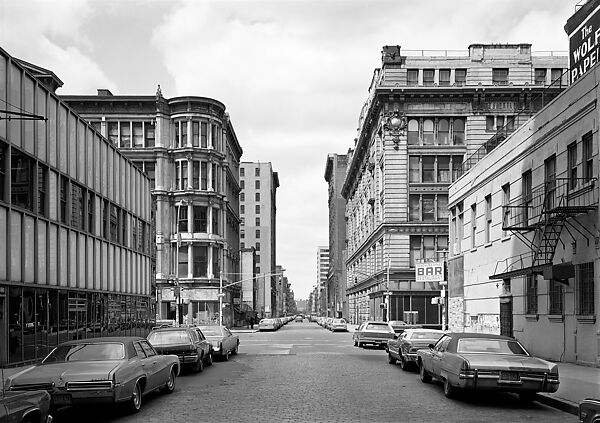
(0, 47), (154, 366)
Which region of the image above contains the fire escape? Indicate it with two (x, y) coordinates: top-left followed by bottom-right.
(491, 177), (598, 280)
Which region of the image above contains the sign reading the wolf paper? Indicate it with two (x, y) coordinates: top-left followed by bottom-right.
(415, 262), (444, 282)
(569, 5), (600, 83)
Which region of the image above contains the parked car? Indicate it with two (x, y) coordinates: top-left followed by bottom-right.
(5, 337), (179, 413)
(258, 318), (277, 331)
(387, 328), (445, 370)
(147, 327), (212, 373)
(197, 325), (239, 361)
(0, 389), (52, 423)
(329, 318), (348, 332)
(353, 321), (395, 348)
(417, 332), (560, 400)
(295, 315), (303, 323)
(579, 398), (600, 423)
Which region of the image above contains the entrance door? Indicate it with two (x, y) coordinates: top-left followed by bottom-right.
(499, 296), (513, 337)
(0, 295), (5, 366)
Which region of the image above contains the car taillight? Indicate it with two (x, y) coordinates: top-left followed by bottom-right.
(547, 371), (559, 381)
(459, 361), (474, 378)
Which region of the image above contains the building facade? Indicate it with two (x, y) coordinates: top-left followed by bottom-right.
(63, 89), (243, 328)
(448, 4), (600, 367)
(0, 47), (154, 366)
(239, 162), (279, 318)
(343, 43), (567, 325)
(316, 246), (330, 315)
(325, 153), (350, 319)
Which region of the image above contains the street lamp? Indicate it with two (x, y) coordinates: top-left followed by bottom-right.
(382, 110), (407, 149)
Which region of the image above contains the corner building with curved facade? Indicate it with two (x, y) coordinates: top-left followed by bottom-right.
(63, 88), (243, 327)
(0, 47), (154, 366)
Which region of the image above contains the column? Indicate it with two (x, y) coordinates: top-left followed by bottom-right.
(187, 156), (193, 190)
(208, 206), (213, 235)
(208, 162), (213, 191)
(187, 241), (192, 278)
(187, 120), (192, 148)
(207, 120), (212, 149)
(208, 245), (213, 278)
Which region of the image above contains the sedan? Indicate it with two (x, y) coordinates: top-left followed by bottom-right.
(5, 337), (179, 413)
(147, 327), (212, 373)
(0, 390), (52, 423)
(353, 321), (395, 348)
(387, 328), (445, 370)
(258, 319), (277, 331)
(417, 332), (559, 401)
(329, 318), (348, 332)
(196, 325), (239, 361)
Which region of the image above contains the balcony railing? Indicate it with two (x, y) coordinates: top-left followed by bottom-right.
(503, 178), (597, 231)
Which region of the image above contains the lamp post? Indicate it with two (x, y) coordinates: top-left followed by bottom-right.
(382, 110), (407, 149)
(175, 199), (188, 327)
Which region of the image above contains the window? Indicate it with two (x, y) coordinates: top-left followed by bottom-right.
(182, 161), (188, 190)
(193, 246), (208, 277)
(181, 121), (188, 147)
(192, 121), (199, 147)
(409, 236), (420, 267)
(409, 156), (420, 182)
(568, 142), (577, 189)
(409, 195), (420, 221)
(423, 119), (434, 144)
(211, 123), (218, 150)
(240, 180), (245, 189)
(255, 180), (260, 189)
(457, 203), (464, 253)
(439, 69), (450, 86)
(545, 155), (556, 211)
(37, 164), (47, 216)
(502, 183), (510, 236)
(470, 203), (477, 248)
(452, 155), (463, 181)
(551, 68), (563, 84)
(178, 205), (188, 232)
(178, 245), (188, 276)
(121, 122), (131, 148)
(255, 217), (260, 226)
(525, 275), (538, 314)
(109, 204), (119, 242)
(255, 205), (260, 214)
(583, 131), (593, 182)
(200, 162), (208, 190)
(506, 116), (515, 131)
(455, 69), (466, 86)
(240, 192), (245, 202)
(548, 280), (563, 315)
(437, 236), (448, 261)
(255, 229), (261, 238)
(437, 156), (450, 182)
(534, 68), (547, 85)
(422, 156), (435, 182)
(240, 168), (245, 177)
(453, 119), (465, 145)
(577, 262), (594, 315)
(407, 119), (419, 145)
(240, 205), (245, 214)
(59, 176), (68, 224)
(201, 122), (208, 148)
(211, 164), (217, 190)
(255, 255), (261, 264)
(486, 116), (495, 132)
(145, 123), (155, 147)
(422, 195), (435, 221)
(87, 192), (94, 234)
(192, 161), (199, 190)
(255, 167), (260, 177)
(193, 206), (207, 232)
(107, 122), (118, 145)
(522, 171), (532, 225)
(11, 150), (34, 211)
(0, 142), (6, 201)
(407, 69), (418, 86)
(438, 119), (449, 144)
(240, 231), (245, 239)
(71, 183), (84, 230)
(484, 194), (491, 243)
(437, 195), (448, 220)
(212, 210), (219, 235)
(492, 68), (509, 85)
(254, 192), (260, 202)
(255, 242), (260, 251)
(423, 236), (435, 260)
(133, 122), (143, 147)
(423, 69), (434, 86)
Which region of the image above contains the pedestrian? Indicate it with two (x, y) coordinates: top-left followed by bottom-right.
(250, 316), (254, 330)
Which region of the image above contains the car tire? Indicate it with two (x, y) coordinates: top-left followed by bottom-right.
(194, 356), (204, 373)
(419, 362), (432, 383)
(232, 342), (239, 355)
(205, 352), (213, 366)
(127, 381), (143, 413)
(353, 339), (358, 347)
(443, 378), (456, 399)
(357, 342), (363, 348)
(160, 366), (177, 394)
(400, 356), (409, 371)
(388, 353), (396, 364)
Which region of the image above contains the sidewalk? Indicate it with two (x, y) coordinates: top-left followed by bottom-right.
(536, 362), (600, 415)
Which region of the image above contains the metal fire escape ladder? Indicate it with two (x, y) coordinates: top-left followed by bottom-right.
(532, 193), (566, 267)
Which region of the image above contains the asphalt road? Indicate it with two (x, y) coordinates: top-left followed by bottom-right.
(53, 321), (577, 423)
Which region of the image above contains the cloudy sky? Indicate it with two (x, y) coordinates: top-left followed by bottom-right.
(0, 0), (577, 300)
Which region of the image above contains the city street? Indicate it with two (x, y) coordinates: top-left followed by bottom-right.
(51, 321), (576, 423)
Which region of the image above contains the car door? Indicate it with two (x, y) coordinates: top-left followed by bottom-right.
(431, 336), (452, 377)
(139, 340), (161, 391)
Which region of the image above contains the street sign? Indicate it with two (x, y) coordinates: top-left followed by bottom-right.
(415, 262), (444, 282)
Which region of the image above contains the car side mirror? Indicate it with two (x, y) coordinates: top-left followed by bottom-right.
(428, 343), (435, 349)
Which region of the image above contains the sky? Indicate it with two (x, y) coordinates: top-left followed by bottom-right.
(0, 0), (578, 300)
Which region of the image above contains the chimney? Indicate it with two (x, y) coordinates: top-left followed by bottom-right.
(97, 89), (113, 96)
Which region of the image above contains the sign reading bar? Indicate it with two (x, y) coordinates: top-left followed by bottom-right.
(415, 262), (444, 283)
(569, 5), (600, 83)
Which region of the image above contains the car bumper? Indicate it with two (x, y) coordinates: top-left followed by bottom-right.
(456, 373), (560, 393)
(177, 354), (200, 364)
(359, 339), (389, 346)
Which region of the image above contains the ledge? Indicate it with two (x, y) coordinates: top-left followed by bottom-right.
(576, 315), (596, 324)
(524, 314), (539, 321)
(484, 242), (492, 248)
(547, 314), (564, 323)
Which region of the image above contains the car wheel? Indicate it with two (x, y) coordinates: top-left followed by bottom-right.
(160, 366), (177, 394)
(518, 392), (536, 403)
(232, 342), (239, 355)
(443, 378), (456, 399)
(400, 356), (409, 371)
(194, 356), (204, 373)
(419, 362), (432, 383)
(127, 381), (143, 413)
(353, 339), (358, 347)
(388, 353), (396, 364)
(205, 352), (213, 366)
(357, 342), (363, 348)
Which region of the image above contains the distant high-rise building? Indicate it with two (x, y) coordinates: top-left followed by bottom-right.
(239, 162), (279, 317)
(317, 246), (330, 315)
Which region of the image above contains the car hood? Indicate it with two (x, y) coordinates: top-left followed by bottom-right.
(460, 354), (557, 372)
(11, 361), (122, 386)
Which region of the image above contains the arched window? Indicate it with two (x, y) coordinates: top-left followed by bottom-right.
(453, 119), (465, 145)
(438, 119), (449, 145)
(407, 119), (419, 145)
(423, 119), (434, 145)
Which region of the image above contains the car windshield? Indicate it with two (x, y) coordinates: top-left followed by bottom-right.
(43, 343), (124, 363)
(148, 330), (191, 345)
(409, 331), (443, 340)
(198, 327), (223, 336)
(365, 323), (391, 332)
(457, 338), (529, 355)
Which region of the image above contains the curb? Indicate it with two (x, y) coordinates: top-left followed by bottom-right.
(535, 393), (579, 416)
